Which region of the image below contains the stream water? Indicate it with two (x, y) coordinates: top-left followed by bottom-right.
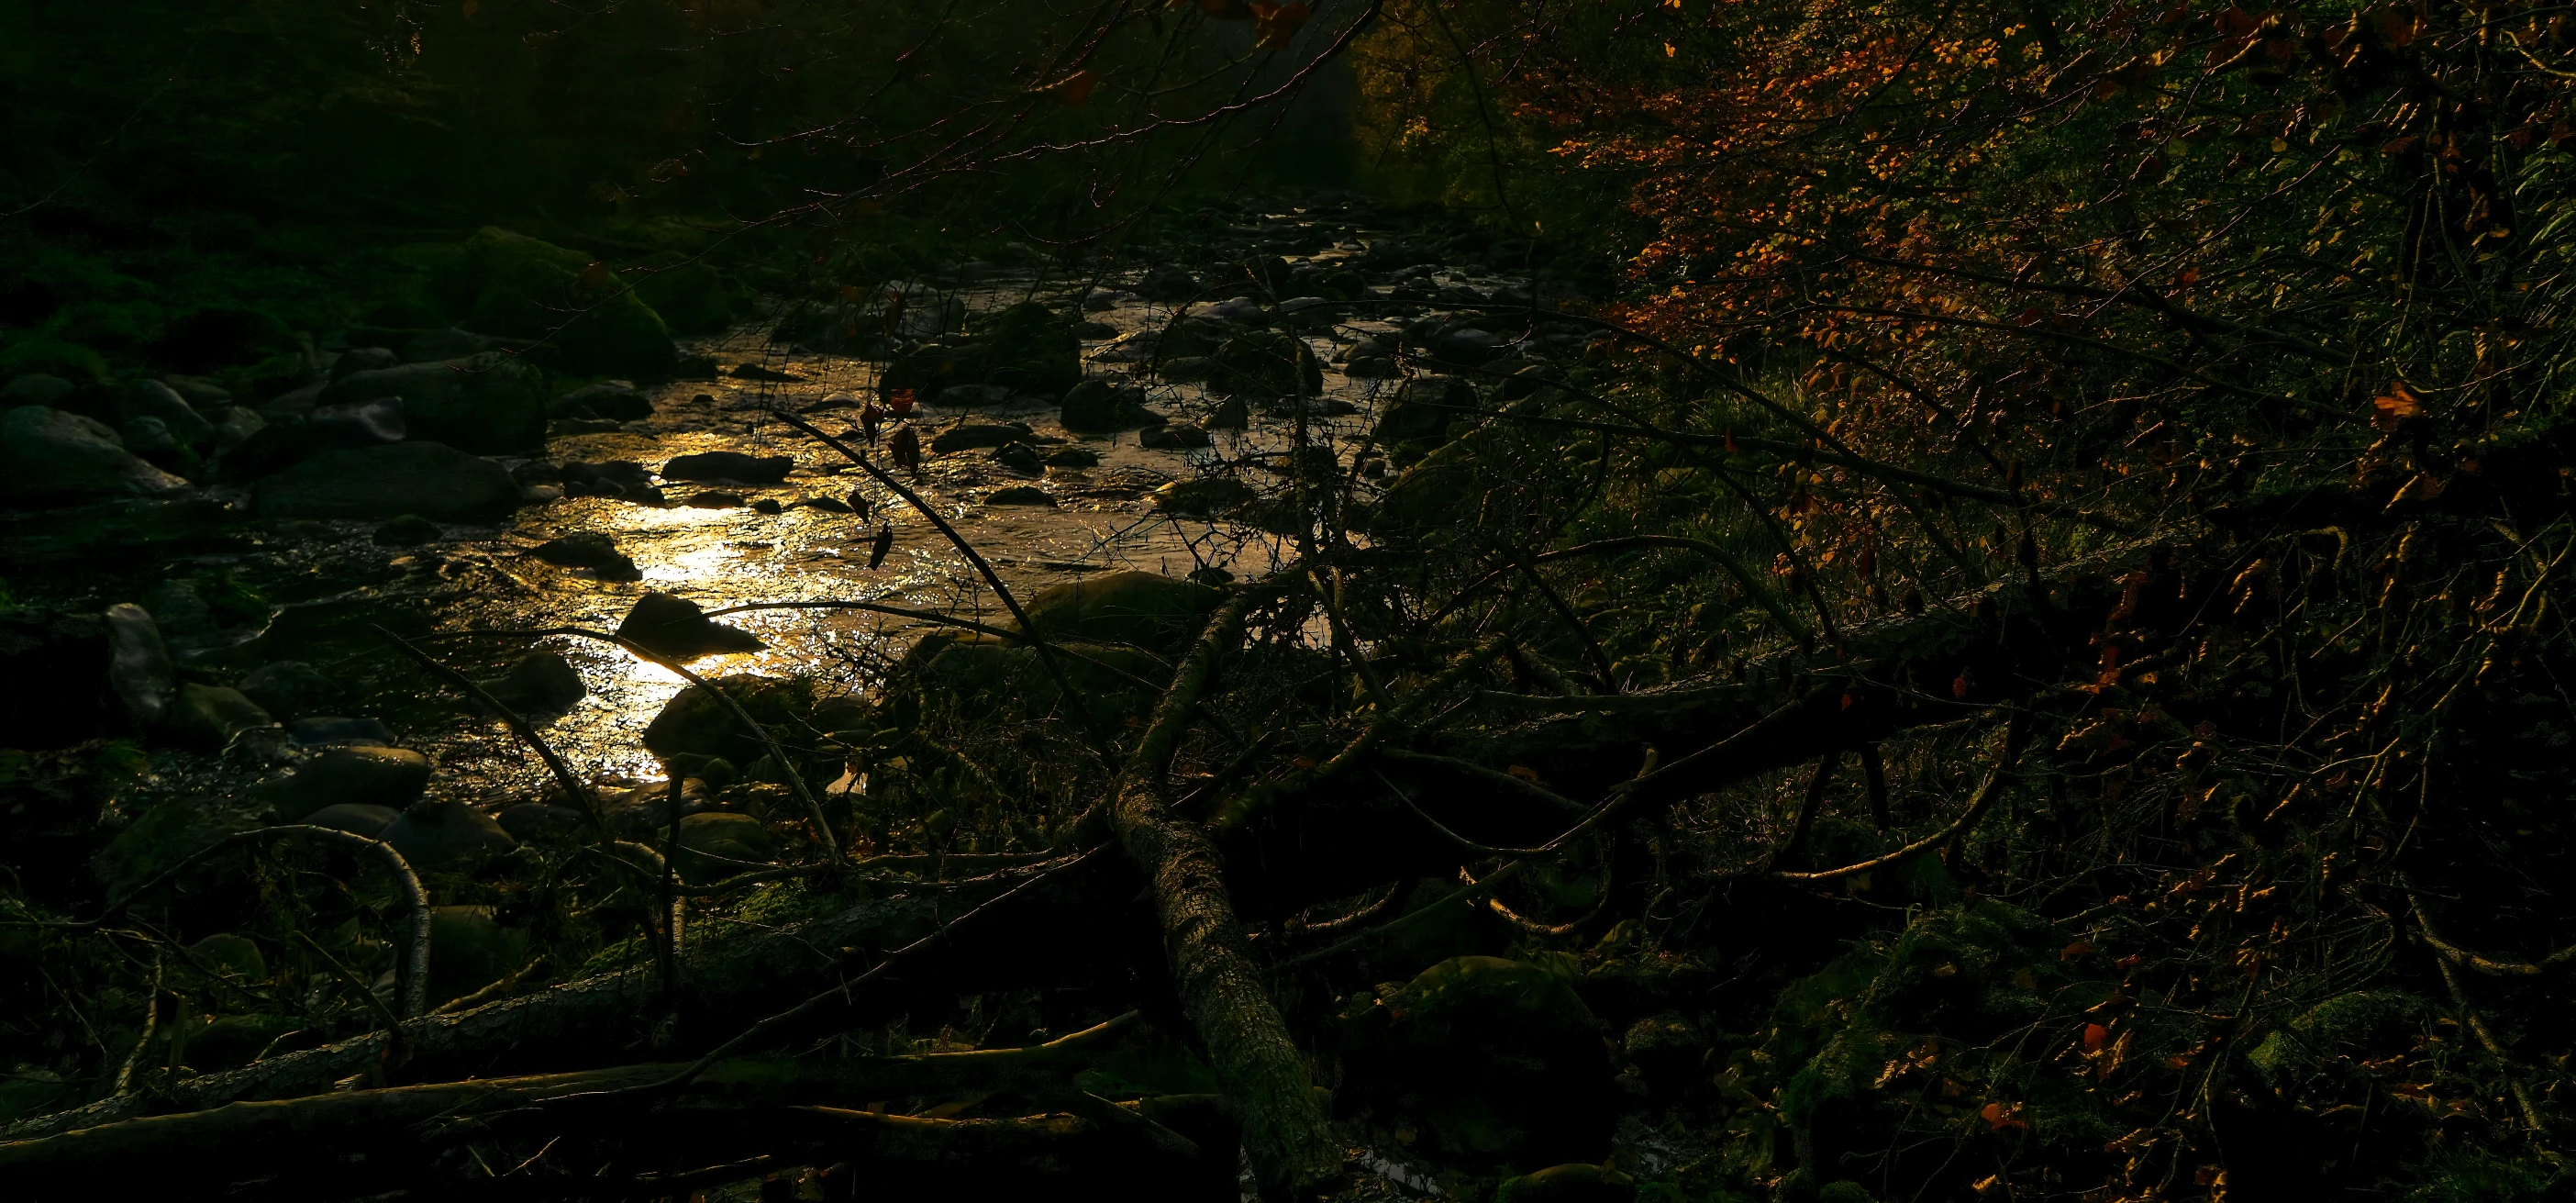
(69, 205), (1566, 814)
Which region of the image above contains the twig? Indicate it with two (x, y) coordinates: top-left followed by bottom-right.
(375, 627), (603, 832)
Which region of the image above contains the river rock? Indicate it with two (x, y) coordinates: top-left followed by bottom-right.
(1206, 395), (1249, 429)
(551, 381), (652, 421)
(253, 746), (432, 819)
(615, 592), (765, 661)
(331, 346), (400, 379)
(641, 674), (813, 763)
(439, 228), (676, 378)
(1014, 571), (1222, 653)
(373, 515), (441, 546)
(477, 652), (587, 714)
(427, 905), (530, 1004)
(1138, 424), (1211, 450)
(105, 603), (175, 728)
(305, 397), (407, 447)
(254, 441), (518, 521)
(676, 812), (778, 878)
(1493, 1164), (1638, 1203)
(880, 342), (998, 396)
(210, 406), (265, 460)
(1, 407), (193, 505)
(1209, 329), (1324, 396)
(1059, 381), (1154, 432)
(298, 803), (400, 840)
(118, 380), (217, 447)
(661, 451), (792, 484)
(118, 417), (180, 464)
(1151, 477), (1255, 518)
(168, 684), (277, 752)
(238, 661), (334, 719)
(3, 373), (74, 407)
(382, 798), (516, 869)
(983, 300), (1082, 394)
(984, 485), (1055, 506)
(1159, 356), (1214, 383)
(531, 531), (624, 569)
(495, 803), (584, 841)
(188, 932), (268, 981)
(321, 352), (548, 452)
(290, 716), (396, 746)
(561, 460), (662, 504)
(602, 776), (716, 833)
(1430, 326), (1505, 365)
(1337, 955), (1613, 1163)
(930, 421), (1032, 453)
(1138, 264), (1198, 300)
(990, 441), (1046, 474)
(1043, 446), (1100, 469)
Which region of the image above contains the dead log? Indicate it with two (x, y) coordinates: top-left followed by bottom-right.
(1111, 585), (1342, 1199)
(0, 1016), (1146, 1197)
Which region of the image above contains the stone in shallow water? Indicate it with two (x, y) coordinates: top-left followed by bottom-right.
(373, 514), (441, 546)
(1139, 424), (1212, 450)
(298, 803), (399, 840)
(254, 442), (517, 522)
(476, 651), (588, 714)
(238, 661), (333, 719)
(530, 531), (625, 569)
(930, 421), (1032, 453)
(383, 799), (516, 869)
(253, 746), (432, 819)
(105, 604), (175, 730)
(983, 485), (1055, 507)
(661, 450), (790, 484)
(615, 592), (764, 661)
(291, 716), (396, 746)
(167, 684), (275, 752)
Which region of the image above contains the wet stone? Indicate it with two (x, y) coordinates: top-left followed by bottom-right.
(382, 798), (516, 869)
(373, 515), (441, 546)
(291, 716), (396, 747)
(662, 450), (791, 484)
(615, 592), (765, 661)
(296, 803), (399, 840)
(237, 661), (334, 720)
(476, 652), (588, 715)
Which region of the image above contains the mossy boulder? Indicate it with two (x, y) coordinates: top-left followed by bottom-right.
(632, 260), (742, 336)
(880, 342), (998, 396)
(188, 932), (268, 981)
(642, 674), (816, 764)
(1, 406), (193, 505)
(1059, 381), (1155, 432)
(168, 684), (276, 752)
(901, 634), (1170, 725)
(321, 351), (548, 452)
(983, 301), (1081, 393)
(253, 441), (520, 521)
(250, 746), (432, 820)
(1013, 571), (1223, 653)
(1494, 1164), (1637, 1203)
(427, 905), (531, 1005)
(1208, 329), (1324, 397)
(435, 228), (676, 379)
(676, 811), (779, 879)
(1337, 955), (1613, 1164)
(382, 799), (516, 869)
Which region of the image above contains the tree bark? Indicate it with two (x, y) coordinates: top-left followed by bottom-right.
(1110, 585), (1342, 1200)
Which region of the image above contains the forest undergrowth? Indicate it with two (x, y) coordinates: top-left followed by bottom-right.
(6, 0), (2576, 1199)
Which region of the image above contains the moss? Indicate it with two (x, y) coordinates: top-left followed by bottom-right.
(632, 260), (741, 336)
(435, 228), (676, 379)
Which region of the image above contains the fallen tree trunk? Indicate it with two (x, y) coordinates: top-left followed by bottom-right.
(1111, 585), (1343, 1200)
(0, 1016), (1146, 1196)
(5, 861), (1141, 1140)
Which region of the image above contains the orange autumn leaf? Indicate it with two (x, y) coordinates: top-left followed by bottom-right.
(576, 261), (612, 292)
(2372, 384), (2420, 432)
(1980, 1101), (2027, 1131)
(2082, 1022), (2109, 1053)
